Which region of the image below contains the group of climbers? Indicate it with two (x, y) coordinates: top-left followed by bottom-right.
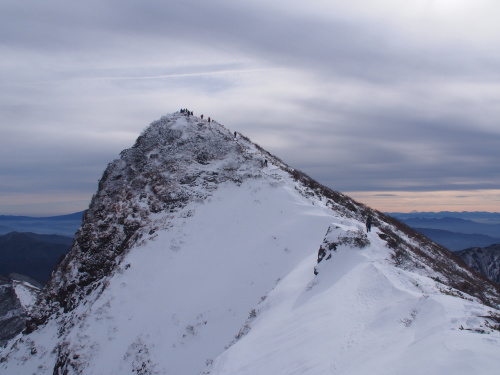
(180, 108), (270, 170)
(180, 109), (217, 123)
(180, 108), (193, 116)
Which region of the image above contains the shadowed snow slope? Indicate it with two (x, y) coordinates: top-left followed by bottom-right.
(1, 112), (499, 374)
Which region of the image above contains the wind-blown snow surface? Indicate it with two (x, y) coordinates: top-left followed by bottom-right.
(210, 223), (499, 375)
(1, 113), (499, 374)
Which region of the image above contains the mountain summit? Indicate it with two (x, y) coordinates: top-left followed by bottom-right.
(2, 112), (499, 374)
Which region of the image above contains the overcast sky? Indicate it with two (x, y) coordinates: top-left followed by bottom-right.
(1, 0), (500, 215)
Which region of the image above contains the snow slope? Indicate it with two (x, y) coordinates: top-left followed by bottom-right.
(209, 219), (499, 375)
(2, 164), (343, 374)
(1, 112), (499, 374)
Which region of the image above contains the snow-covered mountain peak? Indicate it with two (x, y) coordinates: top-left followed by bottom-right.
(2, 111), (499, 374)
(34, 111), (370, 319)
(36, 112), (292, 316)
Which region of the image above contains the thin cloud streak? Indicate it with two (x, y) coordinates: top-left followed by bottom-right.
(69, 69), (266, 82)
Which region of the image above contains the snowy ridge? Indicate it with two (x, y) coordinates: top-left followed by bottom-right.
(1, 112), (499, 374)
(209, 219), (499, 375)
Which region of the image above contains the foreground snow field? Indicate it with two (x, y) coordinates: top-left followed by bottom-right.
(1, 112), (498, 374)
(209, 219), (500, 375)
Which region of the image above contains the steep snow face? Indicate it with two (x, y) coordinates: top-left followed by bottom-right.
(1, 112), (499, 374)
(37, 113), (277, 316)
(1, 154), (345, 374)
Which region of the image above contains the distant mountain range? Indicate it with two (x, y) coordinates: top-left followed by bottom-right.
(387, 212), (500, 283)
(0, 232), (73, 283)
(415, 228), (499, 251)
(387, 212), (500, 251)
(0, 213), (82, 284)
(0, 211), (84, 237)
(388, 211), (500, 224)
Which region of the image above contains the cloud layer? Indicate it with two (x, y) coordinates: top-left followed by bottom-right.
(1, 0), (500, 214)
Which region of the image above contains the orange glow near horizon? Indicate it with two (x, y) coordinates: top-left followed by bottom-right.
(1, 189), (500, 217)
(346, 189), (500, 213)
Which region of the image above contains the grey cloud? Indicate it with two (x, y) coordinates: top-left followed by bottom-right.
(1, 0), (499, 214)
